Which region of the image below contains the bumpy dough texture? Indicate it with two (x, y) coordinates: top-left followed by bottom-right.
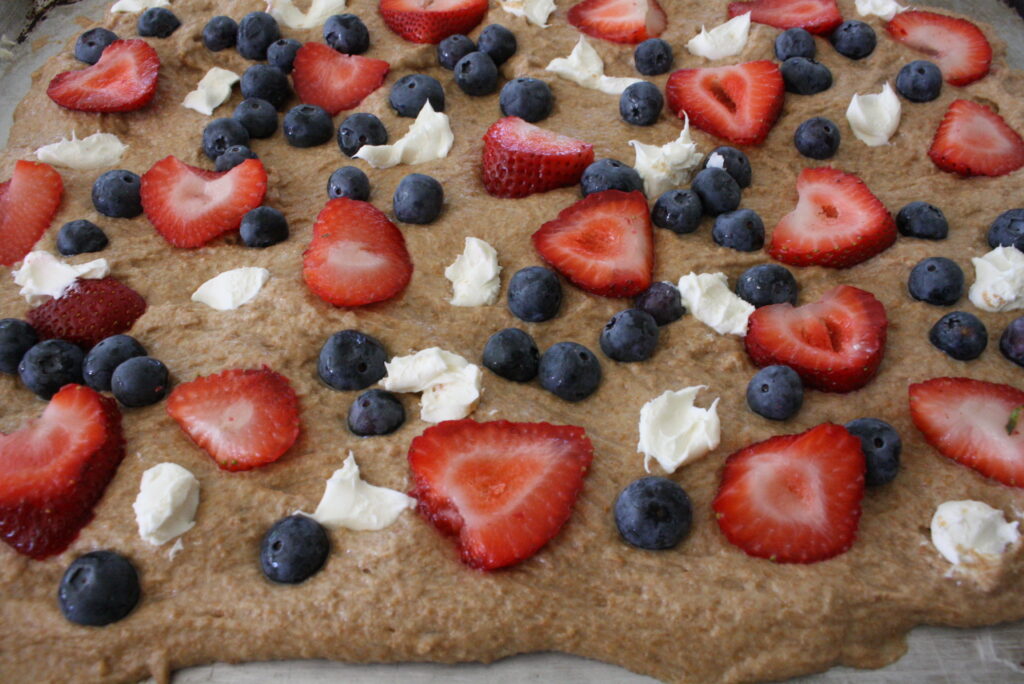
(1, 1), (1023, 682)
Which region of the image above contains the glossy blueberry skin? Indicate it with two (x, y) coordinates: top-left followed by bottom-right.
(634, 282), (685, 326)
(735, 264), (798, 307)
(240, 64), (291, 109)
(91, 170), (142, 218)
(260, 515), (330, 584)
(988, 209), (1024, 250)
(75, 28), (117, 64)
(83, 334), (146, 392)
(137, 7), (180, 38)
(908, 257), (964, 306)
(202, 15), (238, 51)
(830, 20), (876, 60)
(337, 113), (388, 157)
(499, 78), (553, 123)
(111, 356), (169, 408)
(580, 159), (644, 197)
(1000, 316), (1024, 367)
(347, 389), (405, 436)
(327, 166), (371, 201)
(483, 328), (540, 382)
(633, 38), (673, 76)
(202, 118), (250, 161)
(703, 146), (752, 188)
(713, 209), (764, 252)
(619, 81), (663, 126)
(774, 28), (815, 61)
(896, 60), (942, 102)
(19, 340), (84, 400)
(614, 477), (692, 551)
(233, 98), (278, 138)
(538, 341), (601, 402)
(393, 173), (444, 224)
(897, 201), (948, 240)
(691, 167), (740, 216)
(845, 418), (902, 487)
(652, 189), (702, 234)
(746, 365), (803, 421)
(507, 266), (562, 322)
(390, 74), (445, 117)
(318, 330), (388, 391)
(454, 51), (499, 96)
(324, 13), (369, 54)
(237, 11), (281, 60)
(283, 104), (334, 148)
(780, 57), (833, 95)
(0, 319), (38, 374)
(438, 34), (476, 70)
(479, 24), (517, 66)
(214, 145), (258, 172)
(240, 206), (289, 248)
(600, 309), (659, 363)
(57, 219), (108, 256)
(929, 311), (988, 361)
(267, 38), (301, 73)
(58, 551), (140, 627)
(794, 116), (841, 159)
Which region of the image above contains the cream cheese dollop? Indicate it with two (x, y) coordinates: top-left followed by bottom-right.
(677, 272), (754, 336)
(931, 500), (1020, 567)
(35, 132), (127, 170)
(846, 83), (901, 147)
(308, 453), (414, 531)
(354, 102), (453, 169)
(381, 348), (482, 423)
(133, 463), (200, 547)
(266, 0), (348, 29)
(110, 0), (169, 12)
(638, 386), (721, 474)
(629, 116), (703, 197)
(969, 245), (1024, 312)
(12, 251), (109, 306)
(183, 67), (241, 116)
(444, 237), (501, 307)
(855, 0), (907, 21)
(686, 12), (751, 61)
(499, 0), (556, 27)
(546, 37), (642, 96)
(191, 267), (270, 311)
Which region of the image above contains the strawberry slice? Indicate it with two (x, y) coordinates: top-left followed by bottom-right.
(27, 277), (146, 350)
(727, 0), (843, 35)
(379, 0), (488, 44)
(909, 377), (1024, 488)
(291, 43), (390, 115)
(744, 285), (888, 393)
(886, 11), (991, 86)
(47, 39), (160, 113)
(713, 423), (865, 564)
(927, 100), (1024, 178)
(166, 367), (301, 472)
(0, 160), (63, 266)
(481, 117), (595, 199)
(567, 0), (667, 44)
(0, 384), (124, 559)
(767, 167), (896, 269)
(408, 419), (594, 570)
(665, 61), (784, 146)
(302, 198), (413, 307)
(532, 190), (653, 298)
(140, 156), (267, 248)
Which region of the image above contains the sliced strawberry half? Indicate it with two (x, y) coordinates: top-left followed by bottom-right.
(713, 423), (864, 564)
(728, 0), (842, 34)
(0, 160), (63, 266)
(532, 190), (653, 298)
(379, 0), (488, 44)
(408, 419), (594, 570)
(140, 156), (267, 248)
(481, 117), (595, 199)
(0, 384), (124, 560)
(744, 285), (888, 393)
(166, 367), (301, 472)
(767, 167), (896, 268)
(27, 277), (146, 350)
(47, 39), (160, 113)
(909, 377), (1024, 488)
(928, 100), (1024, 178)
(665, 61), (784, 146)
(302, 198), (413, 307)
(292, 43), (390, 115)
(567, 0), (667, 44)
(886, 11), (991, 86)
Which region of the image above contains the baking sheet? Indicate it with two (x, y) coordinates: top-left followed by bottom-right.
(1, 1), (1023, 682)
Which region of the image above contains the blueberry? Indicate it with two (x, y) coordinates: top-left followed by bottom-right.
(202, 118), (250, 161)
(713, 209), (764, 252)
(111, 356), (169, 408)
(652, 189), (701, 234)
(507, 266), (562, 322)
(735, 264), (798, 307)
(691, 167), (740, 216)
(830, 20), (876, 59)
(202, 15), (237, 52)
(988, 209), (1024, 250)
(794, 116), (841, 159)
(538, 342), (601, 401)
(347, 389), (405, 436)
(897, 201), (948, 240)
(845, 418), (901, 486)
(327, 166), (370, 201)
(233, 98), (278, 138)
(633, 38), (673, 76)
(75, 28), (117, 65)
(499, 77), (553, 123)
(19, 340), (84, 399)
(393, 173), (443, 224)
(454, 51), (498, 96)
(581, 158), (644, 197)
(83, 334), (146, 392)
(267, 38), (301, 73)
(323, 13), (369, 54)
(438, 34), (476, 70)
(908, 257), (963, 306)
(237, 11), (281, 61)
(318, 330), (387, 391)
(619, 81), (663, 126)
(774, 28), (815, 61)
(137, 7), (180, 38)
(482, 328), (540, 382)
(58, 551), (140, 626)
(283, 104), (333, 148)
(240, 206), (289, 248)
(91, 170), (141, 219)
(895, 60), (942, 103)
(337, 112), (388, 157)
(614, 477), (692, 551)
(240, 64), (291, 110)
(478, 24), (516, 66)
(703, 146), (751, 188)
(57, 219), (108, 256)
(214, 145), (258, 172)
(746, 365), (803, 420)
(635, 282), (685, 326)
(0, 319), (38, 374)
(780, 57), (833, 95)
(390, 74), (445, 117)
(1000, 316), (1024, 367)
(929, 311), (988, 361)
(600, 309), (659, 362)
(260, 515), (329, 584)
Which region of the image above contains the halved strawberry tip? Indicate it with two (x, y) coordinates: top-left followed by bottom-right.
(47, 39), (160, 113)
(292, 43), (390, 115)
(928, 100), (1024, 178)
(482, 117), (595, 198)
(0, 160), (63, 266)
(567, 0), (667, 44)
(379, 0), (489, 44)
(27, 277), (147, 350)
(887, 11), (991, 86)
(728, 0), (843, 35)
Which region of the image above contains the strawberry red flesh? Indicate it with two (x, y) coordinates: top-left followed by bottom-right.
(567, 0), (667, 44)
(47, 39), (160, 113)
(291, 43), (390, 115)
(928, 99), (1024, 178)
(27, 277), (146, 350)
(886, 11), (991, 86)
(481, 117), (595, 198)
(728, 0), (843, 35)
(0, 160), (63, 266)
(379, 0), (488, 44)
